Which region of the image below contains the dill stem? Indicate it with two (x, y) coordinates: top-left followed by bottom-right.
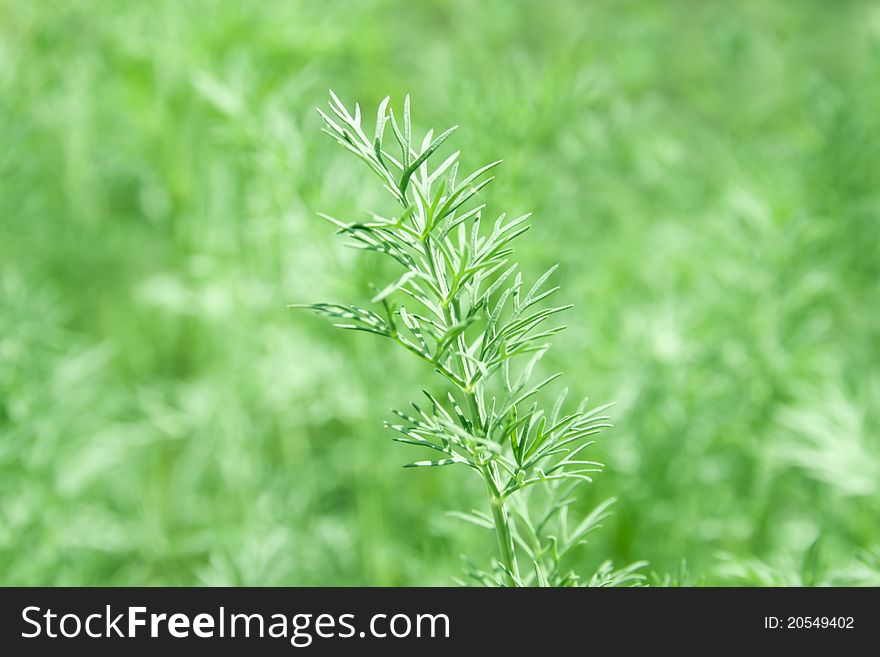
(421, 234), (519, 583)
(483, 464), (519, 584)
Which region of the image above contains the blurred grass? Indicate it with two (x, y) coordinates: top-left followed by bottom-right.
(1, 0), (878, 585)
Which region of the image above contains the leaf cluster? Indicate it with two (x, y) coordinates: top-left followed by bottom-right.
(299, 92), (641, 585)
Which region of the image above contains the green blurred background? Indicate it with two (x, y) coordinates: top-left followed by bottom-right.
(2, 0), (878, 586)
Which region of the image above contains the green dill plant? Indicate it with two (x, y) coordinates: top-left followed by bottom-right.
(296, 92), (645, 586)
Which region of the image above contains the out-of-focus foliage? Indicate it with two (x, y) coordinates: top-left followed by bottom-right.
(1, 0), (877, 585)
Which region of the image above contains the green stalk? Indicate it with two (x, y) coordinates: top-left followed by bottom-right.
(426, 237), (520, 584)
(457, 328), (519, 583)
(483, 464), (519, 584)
